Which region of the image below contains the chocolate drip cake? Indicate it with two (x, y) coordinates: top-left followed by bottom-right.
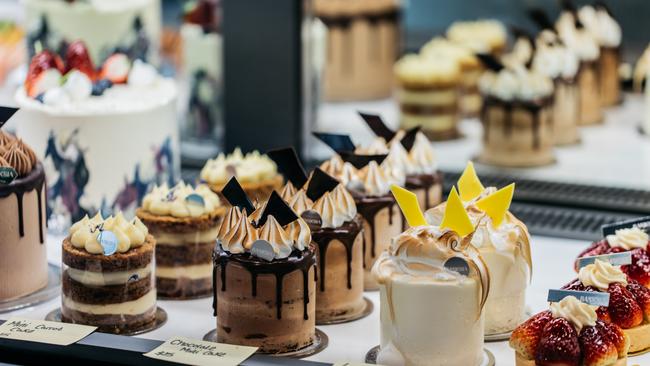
(0, 129), (48, 301)
(137, 182), (225, 299)
(213, 179), (317, 353)
(61, 213), (157, 334)
(478, 65), (555, 167)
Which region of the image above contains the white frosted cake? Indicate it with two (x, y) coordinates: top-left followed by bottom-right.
(14, 44), (179, 227)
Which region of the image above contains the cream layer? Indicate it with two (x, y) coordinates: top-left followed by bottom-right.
(402, 114), (457, 131)
(397, 89), (458, 105)
(66, 264), (152, 286)
(156, 264), (213, 280)
(62, 290), (156, 315)
(153, 226), (219, 246)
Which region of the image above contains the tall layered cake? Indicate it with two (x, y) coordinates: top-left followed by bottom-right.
(478, 62), (555, 167)
(15, 43), (179, 226)
(313, 0), (400, 101)
(394, 54), (461, 140)
(200, 148), (282, 203)
(214, 178), (317, 353)
(373, 185), (489, 366)
(137, 182), (224, 299)
(62, 213), (157, 334)
(0, 126), (48, 301)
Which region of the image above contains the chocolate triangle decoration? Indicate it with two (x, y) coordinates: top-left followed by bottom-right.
(560, 0), (577, 13)
(476, 183), (515, 228)
(221, 177), (255, 215)
(400, 126), (421, 152)
(440, 187), (475, 237)
(358, 111), (396, 142)
(475, 53), (504, 72)
(339, 152), (388, 169)
(528, 8), (554, 30)
(267, 147), (308, 189)
(510, 25), (534, 42)
(391, 185), (427, 227)
(312, 132), (356, 153)
(258, 190), (299, 227)
(457, 161), (485, 202)
(0, 107), (18, 129)
(306, 167), (340, 201)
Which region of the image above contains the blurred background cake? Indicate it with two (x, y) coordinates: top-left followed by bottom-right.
(446, 19), (507, 56)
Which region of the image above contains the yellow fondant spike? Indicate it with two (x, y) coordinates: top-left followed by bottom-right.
(458, 161), (485, 202)
(476, 183), (515, 228)
(440, 187), (474, 237)
(390, 185), (427, 227)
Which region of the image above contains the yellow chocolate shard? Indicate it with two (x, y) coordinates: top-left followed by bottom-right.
(458, 161), (485, 202)
(390, 185), (427, 227)
(476, 183), (515, 228)
(441, 187), (474, 237)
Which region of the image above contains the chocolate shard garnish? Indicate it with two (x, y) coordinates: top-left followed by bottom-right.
(560, 0), (576, 13)
(0, 106), (18, 129)
(306, 167), (340, 201)
(258, 190), (298, 227)
(528, 8), (555, 30)
(221, 177), (255, 215)
(400, 126), (421, 152)
(358, 111), (396, 141)
(510, 25), (534, 43)
(267, 147), (308, 189)
(475, 53), (504, 72)
(339, 152), (388, 169)
(312, 132), (356, 153)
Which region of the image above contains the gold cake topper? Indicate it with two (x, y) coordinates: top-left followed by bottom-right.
(457, 161), (484, 202)
(440, 187), (474, 237)
(390, 184), (427, 227)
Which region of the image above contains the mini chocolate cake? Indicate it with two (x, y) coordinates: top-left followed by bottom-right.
(213, 178), (317, 353)
(61, 213), (156, 334)
(137, 182), (224, 299)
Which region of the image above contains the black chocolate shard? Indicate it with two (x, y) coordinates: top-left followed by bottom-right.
(312, 132), (356, 153)
(358, 111), (396, 141)
(400, 126), (421, 152)
(221, 177), (255, 215)
(267, 147), (308, 189)
(258, 190), (299, 227)
(339, 152), (388, 169)
(560, 0), (577, 13)
(0, 107), (18, 129)
(475, 53), (504, 72)
(528, 8), (555, 30)
(510, 25), (534, 43)
(306, 167), (340, 201)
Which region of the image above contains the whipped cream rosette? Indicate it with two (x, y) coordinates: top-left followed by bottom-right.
(61, 211), (158, 334)
(373, 184), (489, 366)
(426, 162), (532, 336)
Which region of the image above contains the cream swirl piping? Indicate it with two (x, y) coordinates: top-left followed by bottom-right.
(607, 227), (649, 250)
(285, 183), (357, 229)
(362, 161), (393, 196)
(479, 65), (554, 101)
(578, 259), (627, 291)
(141, 182), (221, 218)
(550, 296), (597, 332)
(578, 6), (621, 48)
(3, 143), (33, 177)
(200, 148), (278, 184)
(69, 212), (148, 254)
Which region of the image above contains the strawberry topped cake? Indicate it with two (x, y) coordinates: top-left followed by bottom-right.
(14, 41), (178, 227)
(510, 296), (629, 366)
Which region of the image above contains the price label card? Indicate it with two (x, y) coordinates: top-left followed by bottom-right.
(144, 336), (258, 366)
(0, 317), (96, 346)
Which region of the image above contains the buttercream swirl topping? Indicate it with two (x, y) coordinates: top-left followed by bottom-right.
(281, 183), (357, 229)
(532, 30), (580, 80)
(141, 182), (221, 218)
(578, 5), (622, 48)
(556, 11), (600, 61)
(69, 212), (149, 254)
(479, 65), (554, 101)
(320, 156), (405, 196)
(549, 295), (597, 332)
(357, 132), (437, 176)
(578, 259), (627, 291)
(200, 148), (278, 185)
(607, 227), (649, 250)
(0, 131), (38, 177)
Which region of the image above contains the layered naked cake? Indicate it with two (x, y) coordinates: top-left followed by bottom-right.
(394, 54), (461, 140)
(421, 37), (482, 117)
(137, 182), (224, 299)
(200, 148), (282, 202)
(478, 65), (555, 167)
(214, 181), (316, 353)
(579, 4), (622, 106)
(0, 128), (48, 301)
(62, 213), (156, 334)
(446, 19), (507, 56)
(511, 296), (628, 366)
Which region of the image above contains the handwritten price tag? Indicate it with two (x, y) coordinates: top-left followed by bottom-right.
(144, 336), (258, 366)
(0, 317), (96, 346)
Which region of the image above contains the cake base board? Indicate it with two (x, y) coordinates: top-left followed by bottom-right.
(45, 306), (168, 336)
(365, 345), (495, 366)
(317, 297), (374, 325)
(0, 263), (60, 314)
(484, 308), (533, 342)
(203, 328), (328, 358)
(515, 353), (627, 366)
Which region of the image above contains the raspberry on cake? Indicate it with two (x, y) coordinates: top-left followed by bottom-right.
(61, 212), (157, 334)
(510, 295), (628, 366)
(136, 182), (225, 299)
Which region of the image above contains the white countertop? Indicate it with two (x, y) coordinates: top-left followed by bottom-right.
(0, 234), (646, 366)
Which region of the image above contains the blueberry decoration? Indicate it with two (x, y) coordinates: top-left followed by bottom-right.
(91, 79), (114, 96)
(35, 93), (46, 104)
